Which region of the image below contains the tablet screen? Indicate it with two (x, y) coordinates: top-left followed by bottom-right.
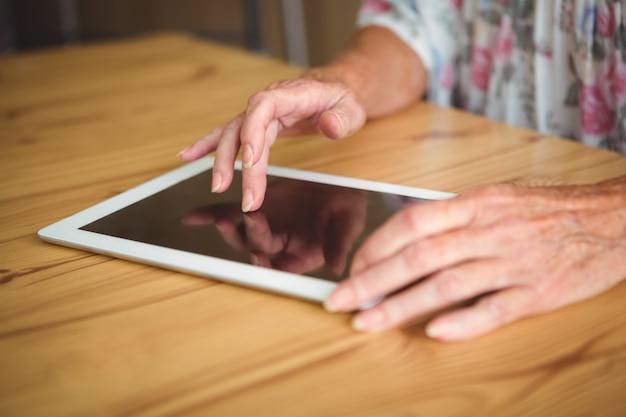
(80, 168), (427, 282)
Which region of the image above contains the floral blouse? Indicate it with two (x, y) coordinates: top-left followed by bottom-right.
(358, 0), (626, 154)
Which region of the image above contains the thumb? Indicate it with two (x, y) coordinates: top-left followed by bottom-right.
(318, 97), (366, 140)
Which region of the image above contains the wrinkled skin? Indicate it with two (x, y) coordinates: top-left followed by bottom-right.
(325, 181), (626, 341)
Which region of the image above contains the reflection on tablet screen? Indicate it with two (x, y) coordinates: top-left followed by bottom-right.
(81, 169), (427, 282)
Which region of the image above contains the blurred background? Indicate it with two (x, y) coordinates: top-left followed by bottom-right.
(0, 0), (362, 67)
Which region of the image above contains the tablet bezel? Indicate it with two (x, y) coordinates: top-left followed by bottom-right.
(38, 158), (455, 303)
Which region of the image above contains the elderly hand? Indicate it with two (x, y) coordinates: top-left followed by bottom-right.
(324, 178), (626, 342)
(178, 26), (429, 212)
(178, 76), (366, 212)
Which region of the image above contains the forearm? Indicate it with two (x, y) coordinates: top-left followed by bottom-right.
(588, 174), (626, 241)
(304, 25), (428, 119)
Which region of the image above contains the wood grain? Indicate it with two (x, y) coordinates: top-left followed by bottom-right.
(1, 33), (625, 417)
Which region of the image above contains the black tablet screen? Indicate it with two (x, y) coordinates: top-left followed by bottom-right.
(81, 169), (427, 282)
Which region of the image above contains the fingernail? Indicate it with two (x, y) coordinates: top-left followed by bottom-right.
(211, 172), (222, 193)
(352, 309), (385, 332)
(328, 110), (346, 134)
(249, 252), (259, 265)
(323, 286), (353, 313)
(426, 321), (454, 339)
(177, 147), (190, 159)
(323, 298), (337, 313)
(242, 190), (254, 212)
(352, 317), (365, 331)
(243, 145), (254, 168)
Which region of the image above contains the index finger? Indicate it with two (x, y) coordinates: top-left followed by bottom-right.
(240, 92), (285, 169)
(240, 119), (279, 212)
(350, 197), (476, 275)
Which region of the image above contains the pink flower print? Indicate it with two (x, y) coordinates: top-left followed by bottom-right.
(450, 0), (463, 11)
(597, 3), (616, 38)
(439, 62), (455, 90)
(580, 85), (615, 135)
(496, 17), (514, 60)
(614, 60), (626, 106)
(534, 42), (553, 59)
(361, 0), (392, 14)
(471, 47), (493, 92)
(605, 54), (626, 106)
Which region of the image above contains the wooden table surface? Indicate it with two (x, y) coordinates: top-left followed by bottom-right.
(1, 33), (626, 417)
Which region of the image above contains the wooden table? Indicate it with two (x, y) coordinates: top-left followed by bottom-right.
(2, 33), (626, 417)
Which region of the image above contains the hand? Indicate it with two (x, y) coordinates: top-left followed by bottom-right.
(324, 179), (626, 342)
(178, 76), (367, 212)
(183, 178), (368, 276)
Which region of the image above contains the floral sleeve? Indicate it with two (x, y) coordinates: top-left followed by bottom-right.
(356, 0), (626, 154)
(357, 0), (433, 70)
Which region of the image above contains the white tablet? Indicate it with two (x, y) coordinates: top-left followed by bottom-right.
(38, 158), (455, 303)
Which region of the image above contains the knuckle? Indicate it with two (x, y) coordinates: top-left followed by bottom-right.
(379, 300), (405, 325)
(222, 118), (240, 134)
(401, 205), (425, 233)
(493, 212), (573, 247)
(491, 217), (528, 240)
(349, 274), (377, 303)
(479, 287), (535, 326)
(479, 295), (511, 326)
(528, 276), (561, 309)
(247, 91), (272, 108)
(433, 271), (466, 303)
(401, 242), (427, 271)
